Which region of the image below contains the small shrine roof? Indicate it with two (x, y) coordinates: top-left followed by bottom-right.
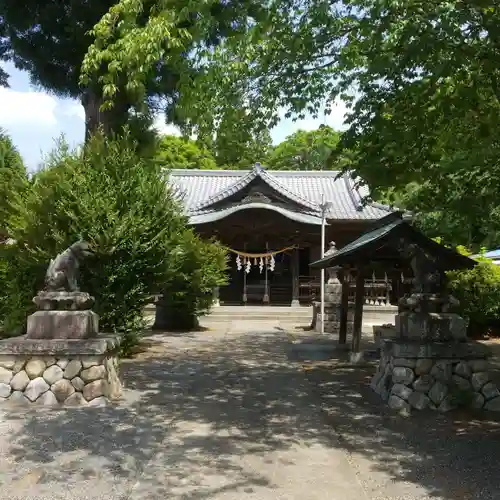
(310, 213), (476, 270)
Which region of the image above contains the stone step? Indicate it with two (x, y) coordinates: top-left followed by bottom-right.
(145, 304), (397, 324)
(206, 306), (312, 321)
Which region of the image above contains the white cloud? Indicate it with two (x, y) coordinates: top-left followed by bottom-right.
(0, 84), (85, 171)
(0, 87), (59, 127)
(271, 97), (349, 144)
(60, 101), (85, 121)
(152, 114), (182, 136)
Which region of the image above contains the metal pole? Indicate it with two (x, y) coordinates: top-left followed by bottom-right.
(320, 193), (326, 335)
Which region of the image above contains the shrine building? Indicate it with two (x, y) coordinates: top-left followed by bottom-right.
(169, 163), (395, 306)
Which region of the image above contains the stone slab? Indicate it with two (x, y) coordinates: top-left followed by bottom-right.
(381, 339), (490, 360)
(33, 291), (94, 311)
(26, 310), (99, 339)
(396, 311), (467, 341)
(0, 336), (121, 356)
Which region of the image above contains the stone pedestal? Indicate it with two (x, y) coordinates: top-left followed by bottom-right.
(371, 292), (500, 412)
(0, 290), (123, 406)
(27, 291), (98, 340)
(313, 302), (354, 334)
(396, 311), (467, 341)
(0, 336), (122, 406)
(373, 324), (398, 349)
(311, 281), (354, 334)
(27, 310), (99, 340)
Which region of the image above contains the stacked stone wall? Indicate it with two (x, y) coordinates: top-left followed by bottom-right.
(372, 341), (500, 412)
(0, 352), (121, 406)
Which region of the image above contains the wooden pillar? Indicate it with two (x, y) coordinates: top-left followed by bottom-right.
(391, 270), (401, 305)
(242, 243), (247, 304)
(291, 247), (300, 306)
(263, 242), (270, 304)
(351, 268), (365, 361)
(339, 268), (349, 345)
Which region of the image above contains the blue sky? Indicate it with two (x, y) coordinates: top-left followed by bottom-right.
(0, 62), (348, 171)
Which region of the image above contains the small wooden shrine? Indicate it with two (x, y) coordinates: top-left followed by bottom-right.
(309, 212), (475, 355)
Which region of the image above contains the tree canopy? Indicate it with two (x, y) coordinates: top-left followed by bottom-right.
(1, 0), (266, 138)
(155, 135), (217, 170)
(0, 0), (123, 136)
(266, 125), (341, 171)
(0, 129), (27, 242)
(211, 106), (273, 169)
(81, 0), (500, 249)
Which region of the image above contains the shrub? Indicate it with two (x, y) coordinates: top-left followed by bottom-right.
(1, 131), (227, 353)
(0, 129), (27, 241)
(446, 258), (500, 336)
(0, 130), (28, 336)
(154, 231), (228, 331)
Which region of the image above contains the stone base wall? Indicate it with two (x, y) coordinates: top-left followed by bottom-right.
(371, 340), (500, 412)
(312, 302), (354, 334)
(373, 325), (398, 349)
(0, 336), (122, 407)
(321, 318), (354, 335)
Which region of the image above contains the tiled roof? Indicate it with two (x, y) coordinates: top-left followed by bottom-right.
(169, 166), (393, 221)
(192, 164), (318, 213)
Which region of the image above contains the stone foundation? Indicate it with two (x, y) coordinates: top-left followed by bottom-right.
(312, 302), (354, 334)
(373, 324), (398, 349)
(0, 336), (122, 406)
(371, 339), (500, 412)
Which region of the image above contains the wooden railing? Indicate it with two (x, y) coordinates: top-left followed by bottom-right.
(300, 275), (396, 307)
(349, 280), (392, 307)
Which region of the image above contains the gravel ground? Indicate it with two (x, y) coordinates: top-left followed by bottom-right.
(305, 362), (500, 500)
(1, 321), (500, 500)
(0, 323), (364, 500)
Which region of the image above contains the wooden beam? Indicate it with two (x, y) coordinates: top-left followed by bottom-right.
(351, 269), (365, 354)
(291, 247), (300, 306)
(339, 270), (349, 345)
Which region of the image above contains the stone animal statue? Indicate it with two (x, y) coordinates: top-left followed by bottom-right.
(401, 242), (442, 294)
(324, 241), (337, 257)
(44, 240), (95, 292)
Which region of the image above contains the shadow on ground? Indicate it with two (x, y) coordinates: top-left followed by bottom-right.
(2, 329), (341, 499)
(3, 328), (500, 499)
(304, 358), (500, 500)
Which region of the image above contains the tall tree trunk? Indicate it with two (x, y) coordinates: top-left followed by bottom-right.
(81, 89), (130, 142)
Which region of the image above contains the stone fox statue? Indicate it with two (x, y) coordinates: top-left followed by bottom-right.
(44, 240), (95, 292)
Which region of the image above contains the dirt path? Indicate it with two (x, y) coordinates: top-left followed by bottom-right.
(3, 323), (500, 499)
(0, 324), (365, 500)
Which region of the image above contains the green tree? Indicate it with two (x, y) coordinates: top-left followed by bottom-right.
(83, 1), (500, 248)
(1, 132), (227, 347)
(266, 125), (341, 171)
(212, 108), (273, 169)
(1, 0), (265, 139)
(447, 259), (500, 337)
(0, 129), (27, 241)
(0, 0), (126, 138)
(156, 135), (217, 170)
(0, 129), (27, 331)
